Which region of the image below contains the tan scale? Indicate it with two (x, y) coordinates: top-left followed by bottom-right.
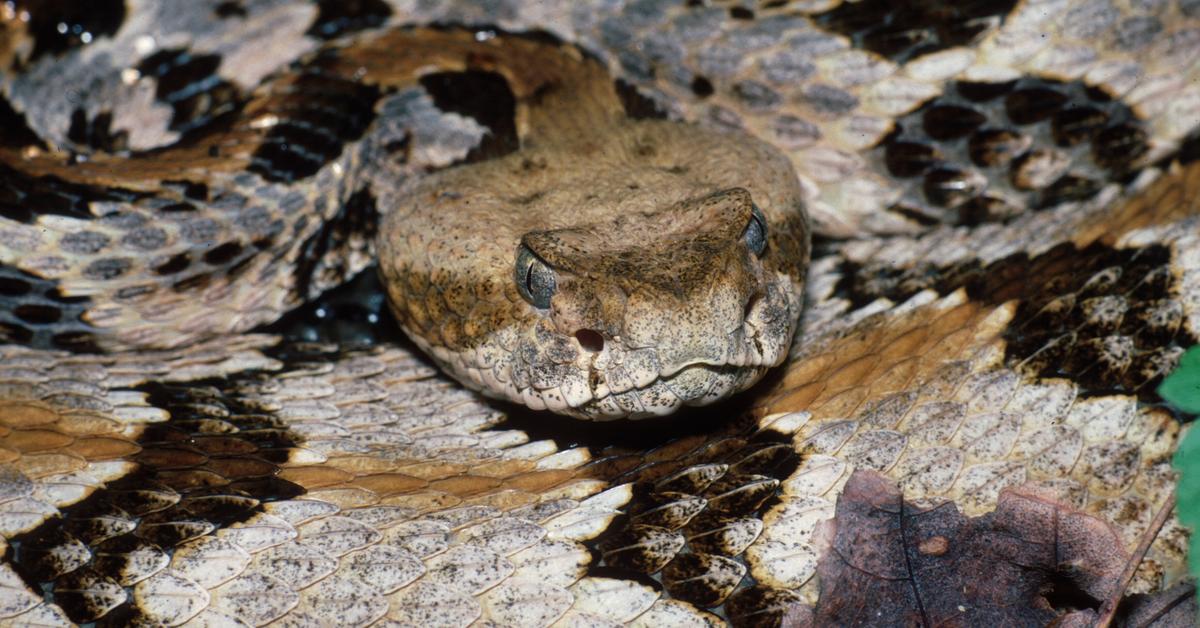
(1, 0), (1200, 626)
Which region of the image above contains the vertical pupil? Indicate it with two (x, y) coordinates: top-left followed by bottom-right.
(744, 203), (768, 256)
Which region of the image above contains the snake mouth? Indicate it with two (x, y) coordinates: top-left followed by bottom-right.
(543, 315), (794, 420)
(419, 329), (785, 421)
(568, 361), (772, 420)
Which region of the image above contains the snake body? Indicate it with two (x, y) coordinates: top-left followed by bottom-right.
(0, 1), (1199, 626)
(2, 21), (811, 420)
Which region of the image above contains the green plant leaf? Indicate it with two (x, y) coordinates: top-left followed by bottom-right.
(1160, 346), (1200, 414)
(1165, 346), (1200, 584)
(1175, 426), (1200, 577)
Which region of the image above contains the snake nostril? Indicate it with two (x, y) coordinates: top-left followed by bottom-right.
(575, 329), (605, 352)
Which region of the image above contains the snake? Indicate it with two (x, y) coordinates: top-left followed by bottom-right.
(0, 0), (1198, 626)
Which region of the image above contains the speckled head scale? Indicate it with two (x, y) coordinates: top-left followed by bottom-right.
(378, 113), (810, 418)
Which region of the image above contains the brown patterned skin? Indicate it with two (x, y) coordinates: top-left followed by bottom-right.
(1, 3), (1200, 624)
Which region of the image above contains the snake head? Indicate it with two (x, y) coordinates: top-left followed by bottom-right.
(378, 118), (809, 420)
(505, 187), (806, 419)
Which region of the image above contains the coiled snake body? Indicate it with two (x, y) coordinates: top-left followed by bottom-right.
(0, 1), (1198, 626)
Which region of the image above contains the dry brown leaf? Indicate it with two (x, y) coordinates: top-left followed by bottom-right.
(807, 470), (1134, 626)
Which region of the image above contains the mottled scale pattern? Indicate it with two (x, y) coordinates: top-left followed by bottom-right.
(811, 0), (1021, 64)
(0, 2), (529, 353)
(4, 0), (1200, 350)
(839, 242), (1197, 399)
(9, 0), (1200, 242)
(587, 425), (802, 615)
(0, 264), (94, 351)
(131, 47), (240, 140)
(511, 0), (1200, 235)
(0, 0), (1199, 626)
(878, 77), (1149, 225)
(4, 212), (1198, 624)
(0, 339), (732, 626)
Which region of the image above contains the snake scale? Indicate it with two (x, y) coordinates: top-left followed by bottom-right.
(1, 0), (1199, 625)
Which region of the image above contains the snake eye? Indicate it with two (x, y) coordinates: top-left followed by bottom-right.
(743, 203), (767, 257)
(515, 244), (557, 309)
